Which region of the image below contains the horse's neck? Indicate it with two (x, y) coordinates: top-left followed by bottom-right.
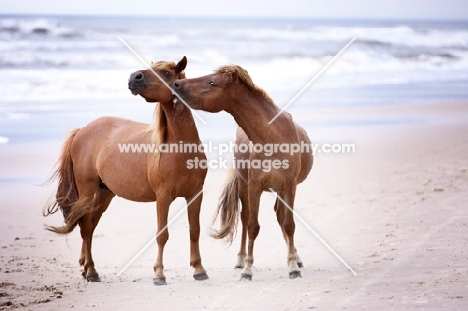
(228, 92), (293, 143)
(161, 104), (201, 143)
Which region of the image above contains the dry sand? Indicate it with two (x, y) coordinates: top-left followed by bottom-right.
(1, 101), (467, 310)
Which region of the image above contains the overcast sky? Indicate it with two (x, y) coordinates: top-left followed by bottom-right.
(1, 0), (468, 20)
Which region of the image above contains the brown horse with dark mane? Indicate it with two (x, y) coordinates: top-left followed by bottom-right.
(172, 65), (313, 280)
(44, 57), (208, 285)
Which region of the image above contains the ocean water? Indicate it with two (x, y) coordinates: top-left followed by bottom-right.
(1, 15), (468, 143)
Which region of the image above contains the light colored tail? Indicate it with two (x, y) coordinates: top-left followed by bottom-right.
(211, 168), (239, 243)
(43, 129), (89, 234)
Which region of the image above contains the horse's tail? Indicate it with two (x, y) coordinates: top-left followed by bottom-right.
(44, 128), (88, 234)
(211, 168), (239, 243)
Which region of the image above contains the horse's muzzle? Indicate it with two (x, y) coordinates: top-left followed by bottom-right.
(128, 71), (147, 95)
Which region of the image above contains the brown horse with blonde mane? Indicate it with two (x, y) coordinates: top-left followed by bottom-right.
(44, 57), (209, 285)
(172, 65), (313, 280)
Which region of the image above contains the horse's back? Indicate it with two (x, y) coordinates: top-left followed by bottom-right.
(82, 116), (148, 140)
(71, 116), (149, 168)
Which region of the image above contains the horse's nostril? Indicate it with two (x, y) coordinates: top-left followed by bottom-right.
(135, 72), (143, 81)
(174, 81), (180, 88)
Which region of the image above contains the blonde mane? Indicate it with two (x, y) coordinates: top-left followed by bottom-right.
(216, 65), (275, 107)
(146, 61), (187, 166)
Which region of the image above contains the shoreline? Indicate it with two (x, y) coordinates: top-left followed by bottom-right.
(1, 99), (466, 145)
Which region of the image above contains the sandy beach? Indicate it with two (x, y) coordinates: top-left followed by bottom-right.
(0, 100), (467, 310)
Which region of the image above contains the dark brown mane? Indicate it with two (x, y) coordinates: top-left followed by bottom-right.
(216, 65), (275, 107)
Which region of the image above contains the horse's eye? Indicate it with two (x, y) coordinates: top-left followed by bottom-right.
(209, 81), (216, 87)
(164, 71), (171, 77)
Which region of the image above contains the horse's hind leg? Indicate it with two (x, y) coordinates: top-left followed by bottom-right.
(240, 184), (262, 281)
(278, 187), (301, 279)
(235, 179), (248, 269)
(274, 197), (303, 268)
(186, 193), (208, 281)
(79, 188), (115, 282)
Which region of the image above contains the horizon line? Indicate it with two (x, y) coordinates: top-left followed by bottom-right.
(1, 13), (468, 23)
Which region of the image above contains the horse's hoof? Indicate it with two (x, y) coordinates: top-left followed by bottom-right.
(153, 277), (167, 286)
(82, 271), (100, 282)
(234, 264), (244, 269)
(289, 270), (302, 279)
(297, 262), (304, 268)
(193, 272), (209, 281)
(86, 274), (101, 282)
(240, 273), (252, 281)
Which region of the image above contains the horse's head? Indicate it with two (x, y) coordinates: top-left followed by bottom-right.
(171, 65), (249, 113)
(128, 56), (187, 103)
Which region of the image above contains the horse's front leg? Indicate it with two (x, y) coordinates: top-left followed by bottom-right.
(186, 192), (208, 281)
(153, 195), (172, 285)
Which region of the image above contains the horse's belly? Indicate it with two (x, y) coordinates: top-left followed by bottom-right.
(96, 152), (155, 202)
(99, 169), (155, 201)
(103, 177), (155, 202)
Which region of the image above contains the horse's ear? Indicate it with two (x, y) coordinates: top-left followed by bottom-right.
(226, 69), (237, 85)
(176, 56), (187, 74)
